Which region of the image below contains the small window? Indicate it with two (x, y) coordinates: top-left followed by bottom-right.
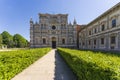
(101, 38), (104, 45)
(41, 25), (44, 29)
(43, 38), (46, 44)
(94, 28), (97, 33)
(62, 39), (65, 44)
(44, 24), (46, 27)
(89, 40), (91, 45)
(112, 19), (116, 27)
(61, 24), (63, 27)
(94, 39), (96, 45)
(111, 36), (116, 44)
(101, 24), (105, 31)
(41, 24), (43, 27)
(89, 31), (91, 35)
(82, 42), (85, 46)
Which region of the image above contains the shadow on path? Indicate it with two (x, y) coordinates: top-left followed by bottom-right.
(54, 50), (77, 80)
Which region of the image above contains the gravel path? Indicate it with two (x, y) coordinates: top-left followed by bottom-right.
(12, 49), (77, 80)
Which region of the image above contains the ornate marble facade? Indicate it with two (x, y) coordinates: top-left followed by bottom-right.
(79, 2), (120, 51)
(30, 13), (77, 48)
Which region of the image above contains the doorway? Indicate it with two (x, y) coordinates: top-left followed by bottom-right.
(52, 37), (56, 48)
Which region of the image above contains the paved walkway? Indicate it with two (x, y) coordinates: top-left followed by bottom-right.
(12, 49), (77, 80)
(0, 49), (12, 52)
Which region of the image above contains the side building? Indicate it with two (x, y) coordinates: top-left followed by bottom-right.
(30, 13), (77, 48)
(79, 2), (120, 51)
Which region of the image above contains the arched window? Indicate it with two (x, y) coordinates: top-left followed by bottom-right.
(112, 19), (116, 28)
(101, 38), (104, 45)
(101, 24), (105, 31)
(111, 36), (116, 44)
(89, 40), (91, 45)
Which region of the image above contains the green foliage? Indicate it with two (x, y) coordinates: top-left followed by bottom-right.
(0, 34), (2, 45)
(1, 31), (14, 48)
(13, 34), (28, 48)
(1, 31), (28, 48)
(0, 48), (51, 80)
(58, 48), (120, 80)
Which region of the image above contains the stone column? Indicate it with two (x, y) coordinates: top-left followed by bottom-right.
(91, 38), (93, 49)
(96, 36), (99, 49)
(108, 34), (111, 50)
(98, 22), (100, 32)
(118, 32), (120, 50)
(116, 33), (119, 50)
(105, 33), (109, 50)
(107, 15), (109, 29)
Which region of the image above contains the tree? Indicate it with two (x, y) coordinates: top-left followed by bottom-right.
(0, 34), (2, 45)
(13, 34), (28, 48)
(1, 31), (14, 48)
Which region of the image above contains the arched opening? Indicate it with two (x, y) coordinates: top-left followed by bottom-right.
(52, 37), (56, 48)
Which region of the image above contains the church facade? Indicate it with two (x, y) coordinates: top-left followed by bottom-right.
(30, 3), (120, 51)
(30, 13), (77, 48)
(79, 2), (120, 51)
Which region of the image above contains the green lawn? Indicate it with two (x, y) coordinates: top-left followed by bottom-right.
(0, 48), (51, 80)
(58, 48), (120, 80)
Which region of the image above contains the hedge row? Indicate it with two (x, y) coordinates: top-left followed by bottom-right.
(58, 48), (120, 80)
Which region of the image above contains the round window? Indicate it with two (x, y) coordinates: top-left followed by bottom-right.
(52, 25), (56, 30)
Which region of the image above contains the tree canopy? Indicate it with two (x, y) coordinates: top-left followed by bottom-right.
(0, 31), (28, 48)
(0, 34), (2, 45)
(13, 34), (28, 48)
(1, 31), (13, 47)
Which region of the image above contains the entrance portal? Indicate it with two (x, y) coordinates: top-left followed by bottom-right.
(52, 37), (56, 48)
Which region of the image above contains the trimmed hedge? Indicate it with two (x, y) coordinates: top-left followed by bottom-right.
(58, 48), (120, 80)
(0, 48), (51, 80)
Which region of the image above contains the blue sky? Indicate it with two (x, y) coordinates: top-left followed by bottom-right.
(0, 0), (119, 40)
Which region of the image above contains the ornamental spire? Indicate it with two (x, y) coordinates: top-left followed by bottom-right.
(73, 18), (77, 25)
(30, 18), (33, 23)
